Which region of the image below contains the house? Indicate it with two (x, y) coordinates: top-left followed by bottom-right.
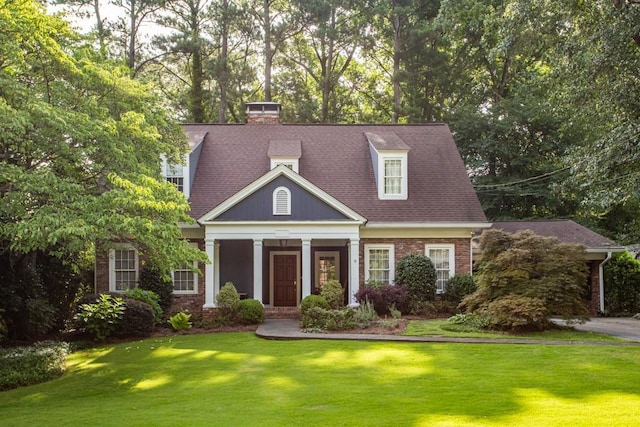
(95, 102), (490, 316)
(485, 220), (625, 314)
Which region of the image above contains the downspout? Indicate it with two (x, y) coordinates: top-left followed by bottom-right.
(599, 251), (613, 314)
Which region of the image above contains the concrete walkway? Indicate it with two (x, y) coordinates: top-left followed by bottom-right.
(255, 318), (640, 346)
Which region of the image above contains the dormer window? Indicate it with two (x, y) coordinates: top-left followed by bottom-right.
(165, 162), (184, 192)
(365, 132), (410, 200)
(273, 186), (291, 215)
(384, 158), (403, 195)
(161, 154), (191, 198)
(268, 140), (301, 173)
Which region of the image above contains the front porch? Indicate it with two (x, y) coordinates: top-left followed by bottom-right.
(203, 224), (361, 309)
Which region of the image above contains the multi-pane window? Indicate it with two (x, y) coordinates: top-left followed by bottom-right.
(384, 159), (402, 195)
(173, 242), (198, 294)
(165, 162), (184, 192)
(365, 244), (395, 285)
(110, 248), (138, 292)
(173, 268), (195, 293)
(426, 245), (455, 293)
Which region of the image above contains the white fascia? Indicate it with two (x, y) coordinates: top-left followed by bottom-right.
(198, 164), (367, 224)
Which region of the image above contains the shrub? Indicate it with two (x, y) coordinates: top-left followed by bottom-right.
(444, 313), (491, 331)
(74, 294), (125, 340)
(169, 312), (192, 331)
(395, 253), (437, 304)
(138, 266), (173, 312)
(0, 341), (69, 391)
(463, 229), (589, 331)
(485, 295), (549, 331)
(320, 279), (344, 309)
(301, 306), (357, 331)
(299, 295), (330, 316)
(217, 282), (240, 322)
(353, 300), (378, 325)
(237, 299), (264, 325)
(354, 284), (409, 315)
(443, 273), (476, 305)
(125, 287), (163, 323)
(25, 298), (58, 337)
(604, 251), (640, 315)
(301, 306), (330, 330)
(325, 308), (357, 330)
(115, 299), (155, 338)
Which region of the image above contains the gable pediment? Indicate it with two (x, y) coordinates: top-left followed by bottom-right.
(198, 165), (366, 224)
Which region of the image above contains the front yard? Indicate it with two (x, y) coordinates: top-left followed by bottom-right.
(1, 332), (639, 426)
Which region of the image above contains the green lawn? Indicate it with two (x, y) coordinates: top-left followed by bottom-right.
(1, 333), (639, 426)
(404, 319), (629, 342)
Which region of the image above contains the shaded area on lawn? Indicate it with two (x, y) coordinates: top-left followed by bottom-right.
(1, 333), (639, 426)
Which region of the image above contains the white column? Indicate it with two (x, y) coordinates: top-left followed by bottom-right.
(301, 239), (312, 300)
(204, 238), (216, 308)
(253, 239), (263, 304)
(349, 238), (360, 306)
(214, 242), (220, 305)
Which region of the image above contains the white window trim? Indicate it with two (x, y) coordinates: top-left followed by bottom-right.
(172, 242), (199, 295)
(273, 186), (292, 215)
(364, 243), (395, 285)
(160, 154), (190, 199)
(377, 153), (408, 200)
(425, 244), (456, 294)
(270, 158), (299, 173)
(108, 245), (139, 293)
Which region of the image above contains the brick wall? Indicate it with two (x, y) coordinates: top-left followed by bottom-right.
(359, 237), (472, 287)
(94, 240), (207, 318)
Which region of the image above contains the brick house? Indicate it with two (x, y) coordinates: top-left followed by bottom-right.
(96, 102), (491, 316)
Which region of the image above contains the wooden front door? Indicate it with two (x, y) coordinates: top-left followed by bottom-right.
(273, 254), (298, 306)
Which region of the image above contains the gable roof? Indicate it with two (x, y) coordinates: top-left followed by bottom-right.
(185, 123), (487, 224)
(490, 220), (622, 250)
(199, 164), (366, 223)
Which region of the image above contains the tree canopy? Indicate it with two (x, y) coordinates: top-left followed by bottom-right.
(463, 229), (589, 331)
(1, 0), (205, 268)
(48, 0), (640, 243)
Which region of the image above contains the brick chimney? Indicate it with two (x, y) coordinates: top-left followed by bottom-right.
(246, 102), (281, 124)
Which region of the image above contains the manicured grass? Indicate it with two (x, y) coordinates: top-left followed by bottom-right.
(1, 333), (639, 426)
(404, 319), (629, 342)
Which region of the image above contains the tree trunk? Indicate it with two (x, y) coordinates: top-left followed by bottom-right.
(218, 0), (229, 123)
(392, 11), (401, 124)
(264, 0), (272, 101)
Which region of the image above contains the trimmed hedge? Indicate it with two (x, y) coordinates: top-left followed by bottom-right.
(0, 341), (69, 391)
(300, 295), (330, 316)
(237, 299), (264, 325)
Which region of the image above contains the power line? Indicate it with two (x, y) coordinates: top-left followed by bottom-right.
(472, 166), (571, 190)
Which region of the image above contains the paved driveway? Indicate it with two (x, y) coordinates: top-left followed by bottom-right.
(570, 317), (640, 342)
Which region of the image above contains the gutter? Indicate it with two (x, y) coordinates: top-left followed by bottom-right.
(599, 251), (613, 314)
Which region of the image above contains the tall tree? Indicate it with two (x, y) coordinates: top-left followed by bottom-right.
(111, 0), (165, 75)
(0, 0), (206, 296)
(437, 0), (578, 219)
(155, 0), (214, 122)
(286, 0), (367, 122)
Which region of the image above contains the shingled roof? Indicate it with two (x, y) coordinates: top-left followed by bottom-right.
(184, 123), (487, 224)
(490, 220), (619, 249)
